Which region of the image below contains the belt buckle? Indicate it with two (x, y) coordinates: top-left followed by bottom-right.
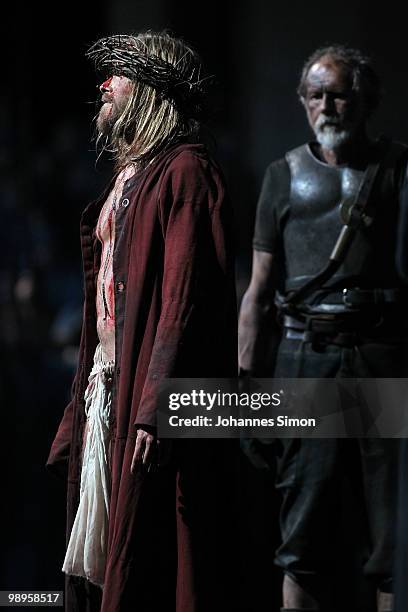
(342, 288), (352, 307)
(286, 329), (305, 340)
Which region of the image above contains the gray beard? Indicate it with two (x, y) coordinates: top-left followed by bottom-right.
(313, 114), (354, 150)
(315, 125), (352, 150)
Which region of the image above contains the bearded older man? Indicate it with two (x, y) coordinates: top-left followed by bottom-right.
(46, 32), (237, 612)
(239, 45), (408, 612)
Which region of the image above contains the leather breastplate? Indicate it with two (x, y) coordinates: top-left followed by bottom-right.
(282, 142), (405, 300)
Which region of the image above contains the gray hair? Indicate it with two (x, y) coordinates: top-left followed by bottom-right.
(297, 44), (381, 117)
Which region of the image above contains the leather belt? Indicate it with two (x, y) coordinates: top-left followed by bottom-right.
(283, 315), (367, 333)
(283, 314), (366, 334)
(342, 287), (407, 307)
(276, 287), (408, 316)
(283, 312), (408, 348)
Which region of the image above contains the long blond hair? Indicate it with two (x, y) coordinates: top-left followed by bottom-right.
(91, 32), (208, 170)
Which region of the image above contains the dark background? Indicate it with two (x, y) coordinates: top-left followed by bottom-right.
(2, 1), (408, 609)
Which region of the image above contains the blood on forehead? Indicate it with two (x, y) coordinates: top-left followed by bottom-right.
(100, 76), (113, 90)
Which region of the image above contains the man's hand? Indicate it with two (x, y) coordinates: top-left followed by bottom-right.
(130, 428), (157, 474)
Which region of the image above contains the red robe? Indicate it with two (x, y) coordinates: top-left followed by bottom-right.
(46, 144), (238, 611)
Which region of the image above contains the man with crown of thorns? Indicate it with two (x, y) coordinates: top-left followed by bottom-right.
(46, 31), (238, 612)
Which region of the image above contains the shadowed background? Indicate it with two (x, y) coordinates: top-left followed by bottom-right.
(2, 1), (408, 610)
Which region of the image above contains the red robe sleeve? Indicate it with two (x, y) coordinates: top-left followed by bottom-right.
(134, 150), (230, 427)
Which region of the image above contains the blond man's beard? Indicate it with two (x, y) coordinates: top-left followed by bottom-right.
(97, 103), (115, 135)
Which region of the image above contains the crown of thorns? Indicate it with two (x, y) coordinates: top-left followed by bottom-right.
(86, 35), (212, 119)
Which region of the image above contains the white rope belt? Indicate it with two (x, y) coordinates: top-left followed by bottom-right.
(62, 344), (114, 588)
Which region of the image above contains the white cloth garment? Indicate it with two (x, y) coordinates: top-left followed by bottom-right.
(62, 344), (114, 588)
